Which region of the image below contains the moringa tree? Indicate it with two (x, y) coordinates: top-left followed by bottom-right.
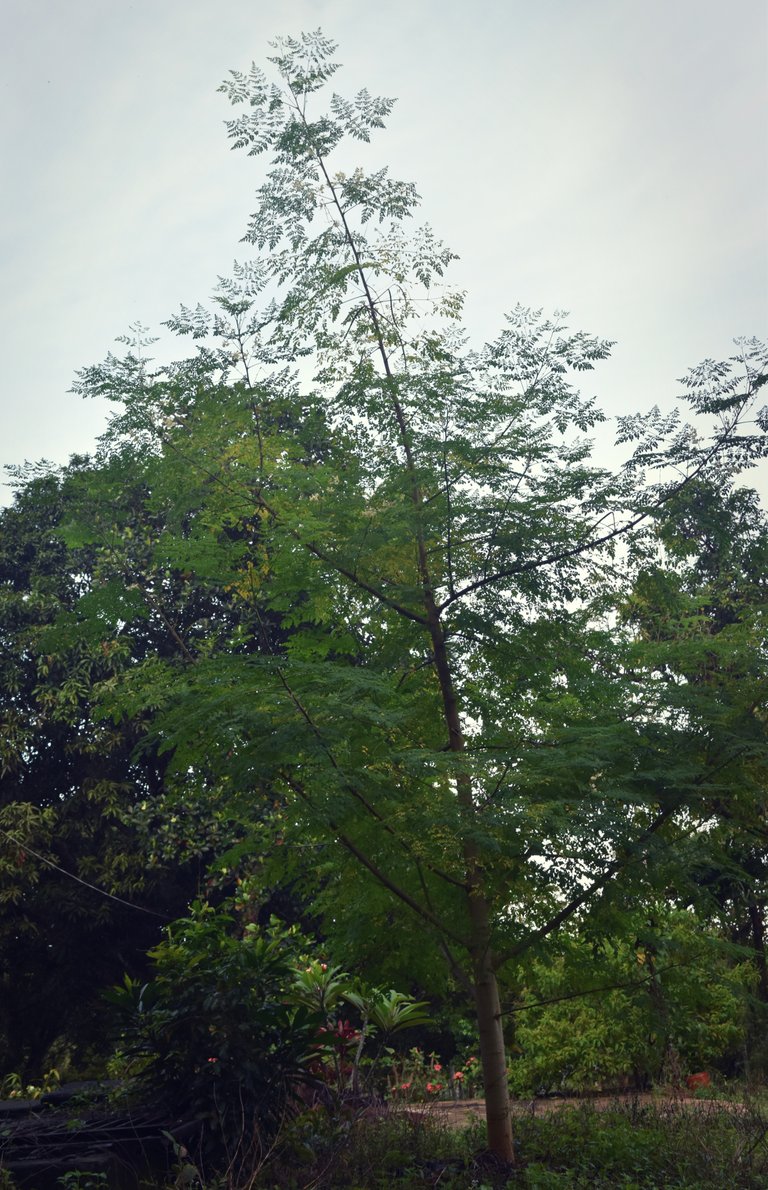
(64, 32), (767, 1161)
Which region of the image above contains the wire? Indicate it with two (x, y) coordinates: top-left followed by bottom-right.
(0, 828), (170, 920)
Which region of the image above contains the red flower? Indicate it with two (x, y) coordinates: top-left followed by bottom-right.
(453, 1071), (464, 1080)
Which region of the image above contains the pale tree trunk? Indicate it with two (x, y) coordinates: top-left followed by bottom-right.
(472, 941), (515, 1162)
(429, 610), (515, 1163)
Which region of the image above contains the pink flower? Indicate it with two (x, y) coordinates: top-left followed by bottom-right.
(453, 1071), (464, 1080)
(207, 1058), (218, 1064)
(432, 1062), (442, 1072)
(425, 1081), (442, 1094)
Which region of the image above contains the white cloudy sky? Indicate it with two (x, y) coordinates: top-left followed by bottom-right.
(1, 0), (766, 501)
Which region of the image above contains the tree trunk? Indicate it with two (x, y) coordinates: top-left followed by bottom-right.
(424, 606), (515, 1162)
(747, 895), (768, 1003)
(472, 946), (515, 1163)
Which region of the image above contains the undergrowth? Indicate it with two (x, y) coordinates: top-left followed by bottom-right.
(232, 1094), (768, 1189)
(3, 1095), (766, 1188)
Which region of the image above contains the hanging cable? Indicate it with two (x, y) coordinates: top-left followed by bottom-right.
(0, 827), (170, 920)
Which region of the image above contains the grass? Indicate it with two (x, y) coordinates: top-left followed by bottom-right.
(508, 1096), (768, 1188)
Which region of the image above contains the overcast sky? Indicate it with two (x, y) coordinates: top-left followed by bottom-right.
(2, 0), (766, 502)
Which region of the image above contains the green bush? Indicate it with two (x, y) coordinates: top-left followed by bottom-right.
(106, 903), (318, 1166)
(508, 916), (752, 1094)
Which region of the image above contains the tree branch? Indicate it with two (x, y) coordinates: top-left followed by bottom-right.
(497, 809), (674, 966)
(440, 403), (755, 612)
(282, 776), (470, 948)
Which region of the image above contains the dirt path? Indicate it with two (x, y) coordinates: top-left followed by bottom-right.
(417, 1093), (750, 1129)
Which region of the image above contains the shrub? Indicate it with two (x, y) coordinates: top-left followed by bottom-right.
(106, 903), (318, 1167)
(507, 918), (752, 1095)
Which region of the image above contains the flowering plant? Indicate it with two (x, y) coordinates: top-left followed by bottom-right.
(388, 1049), (448, 1101)
(288, 960), (431, 1096)
(387, 1048), (484, 1101)
(454, 1053), (483, 1097)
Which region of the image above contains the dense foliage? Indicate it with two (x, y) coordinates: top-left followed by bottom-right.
(0, 469), (199, 1073)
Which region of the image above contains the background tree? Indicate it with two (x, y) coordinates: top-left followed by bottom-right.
(0, 463), (220, 1073)
(621, 478), (768, 1072)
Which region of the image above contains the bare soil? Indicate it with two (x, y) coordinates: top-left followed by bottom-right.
(417, 1092), (750, 1129)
